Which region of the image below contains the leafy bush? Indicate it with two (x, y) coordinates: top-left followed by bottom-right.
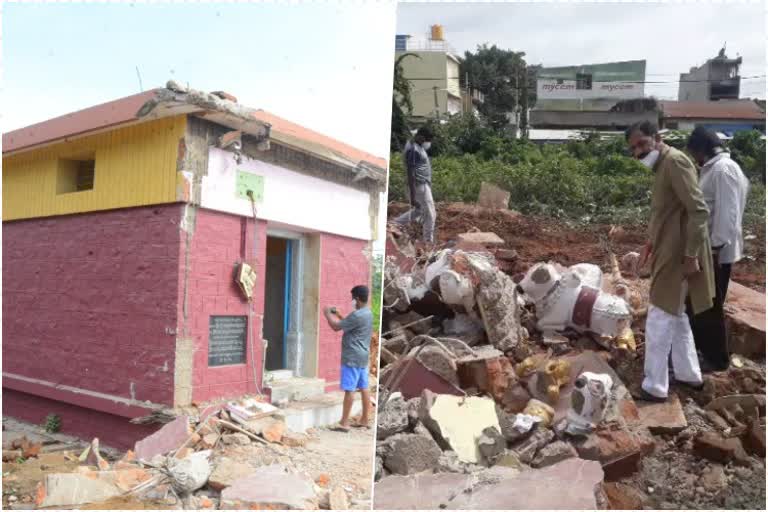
(390, 136), (652, 225)
(391, 116), (765, 227)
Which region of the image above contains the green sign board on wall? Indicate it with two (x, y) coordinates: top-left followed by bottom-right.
(235, 171), (264, 202)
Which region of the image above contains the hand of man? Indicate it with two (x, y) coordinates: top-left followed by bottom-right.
(683, 256), (700, 277)
(639, 242), (653, 269)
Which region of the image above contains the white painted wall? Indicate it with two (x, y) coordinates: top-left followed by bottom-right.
(203, 147), (372, 241)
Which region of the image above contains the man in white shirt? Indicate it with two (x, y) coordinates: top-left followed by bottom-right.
(685, 127), (750, 372)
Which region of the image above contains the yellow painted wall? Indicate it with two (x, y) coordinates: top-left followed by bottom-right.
(2, 116), (186, 221)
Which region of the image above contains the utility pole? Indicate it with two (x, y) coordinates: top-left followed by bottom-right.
(433, 85), (440, 121)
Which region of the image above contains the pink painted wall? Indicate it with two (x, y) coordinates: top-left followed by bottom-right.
(2, 205), (182, 406)
(183, 208), (267, 403)
(2, 389), (157, 451)
(317, 233), (371, 390)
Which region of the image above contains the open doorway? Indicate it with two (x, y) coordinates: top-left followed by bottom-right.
(264, 236), (290, 371)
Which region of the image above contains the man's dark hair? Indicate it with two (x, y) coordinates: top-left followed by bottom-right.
(351, 285), (369, 303)
(625, 120), (659, 141)
(415, 127), (433, 141)
(686, 126), (723, 157)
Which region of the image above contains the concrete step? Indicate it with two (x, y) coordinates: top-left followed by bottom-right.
(279, 392), (363, 433)
(264, 369), (294, 383)
(266, 377), (326, 403)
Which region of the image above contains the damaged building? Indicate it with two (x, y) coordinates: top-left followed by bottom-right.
(2, 82), (386, 449)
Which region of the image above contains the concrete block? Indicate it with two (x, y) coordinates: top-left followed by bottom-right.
(383, 433), (442, 475)
(420, 391), (500, 464)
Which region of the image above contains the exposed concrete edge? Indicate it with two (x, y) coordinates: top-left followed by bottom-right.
(3, 372), (165, 419)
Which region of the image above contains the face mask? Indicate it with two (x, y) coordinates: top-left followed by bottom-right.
(639, 149), (660, 168)
(422, 142), (432, 151)
(351, 300), (357, 310)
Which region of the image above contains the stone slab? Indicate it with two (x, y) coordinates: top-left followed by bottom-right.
(374, 473), (473, 510)
(637, 393), (687, 434)
(134, 415), (189, 461)
(447, 458), (604, 510)
(219, 464), (316, 510)
(724, 281), (766, 357)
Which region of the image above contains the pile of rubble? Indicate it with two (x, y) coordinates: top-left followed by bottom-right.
(375, 225), (765, 510)
(15, 398), (367, 510)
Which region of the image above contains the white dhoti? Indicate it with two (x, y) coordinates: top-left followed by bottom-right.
(642, 283), (702, 398)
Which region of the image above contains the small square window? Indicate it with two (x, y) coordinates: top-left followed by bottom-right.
(576, 73), (593, 90)
(57, 157), (95, 194)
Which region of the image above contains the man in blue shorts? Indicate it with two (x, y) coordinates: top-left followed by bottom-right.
(322, 285), (373, 432)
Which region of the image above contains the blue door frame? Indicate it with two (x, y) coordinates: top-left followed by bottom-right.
(282, 240), (293, 367)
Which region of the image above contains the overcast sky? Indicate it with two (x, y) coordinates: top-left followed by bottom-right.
(397, 0), (766, 99)
(2, 1), (396, 158)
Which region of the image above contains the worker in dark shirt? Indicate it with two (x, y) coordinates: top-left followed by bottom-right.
(393, 127), (436, 243)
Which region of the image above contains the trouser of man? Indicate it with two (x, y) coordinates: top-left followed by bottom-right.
(642, 281), (703, 398)
(393, 182), (436, 243)
(686, 256), (732, 371)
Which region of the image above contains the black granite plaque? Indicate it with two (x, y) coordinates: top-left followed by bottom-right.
(208, 316), (247, 366)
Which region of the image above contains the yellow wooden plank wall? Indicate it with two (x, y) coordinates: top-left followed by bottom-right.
(2, 116), (186, 221)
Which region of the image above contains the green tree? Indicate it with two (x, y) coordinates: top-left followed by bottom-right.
(391, 53), (420, 152)
(460, 45), (537, 132)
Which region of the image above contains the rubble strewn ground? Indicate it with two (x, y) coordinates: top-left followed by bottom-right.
(3, 398), (374, 510)
(375, 201), (765, 510)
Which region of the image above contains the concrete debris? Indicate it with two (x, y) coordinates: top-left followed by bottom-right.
(379, 219), (766, 509)
(413, 344), (460, 386)
(382, 433), (442, 475)
(377, 396), (410, 440)
(208, 457), (254, 491)
(330, 485), (350, 510)
(166, 450), (212, 494)
(477, 426), (506, 466)
(420, 392), (500, 464)
(477, 182), (511, 210)
(510, 427), (554, 464)
(219, 464), (317, 510)
(531, 440), (578, 468)
(456, 231), (506, 247)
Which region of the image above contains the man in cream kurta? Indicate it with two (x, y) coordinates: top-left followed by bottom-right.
(626, 121), (715, 402)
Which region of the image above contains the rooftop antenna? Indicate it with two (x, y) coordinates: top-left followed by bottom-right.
(135, 66), (144, 92)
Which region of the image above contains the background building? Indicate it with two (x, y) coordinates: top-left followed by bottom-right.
(395, 25), (464, 122)
(530, 60), (653, 130)
(678, 48), (742, 101)
(659, 99), (765, 134)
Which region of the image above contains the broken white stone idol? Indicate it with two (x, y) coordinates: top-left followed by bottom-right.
(516, 262), (631, 337)
(565, 372), (613, 436)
